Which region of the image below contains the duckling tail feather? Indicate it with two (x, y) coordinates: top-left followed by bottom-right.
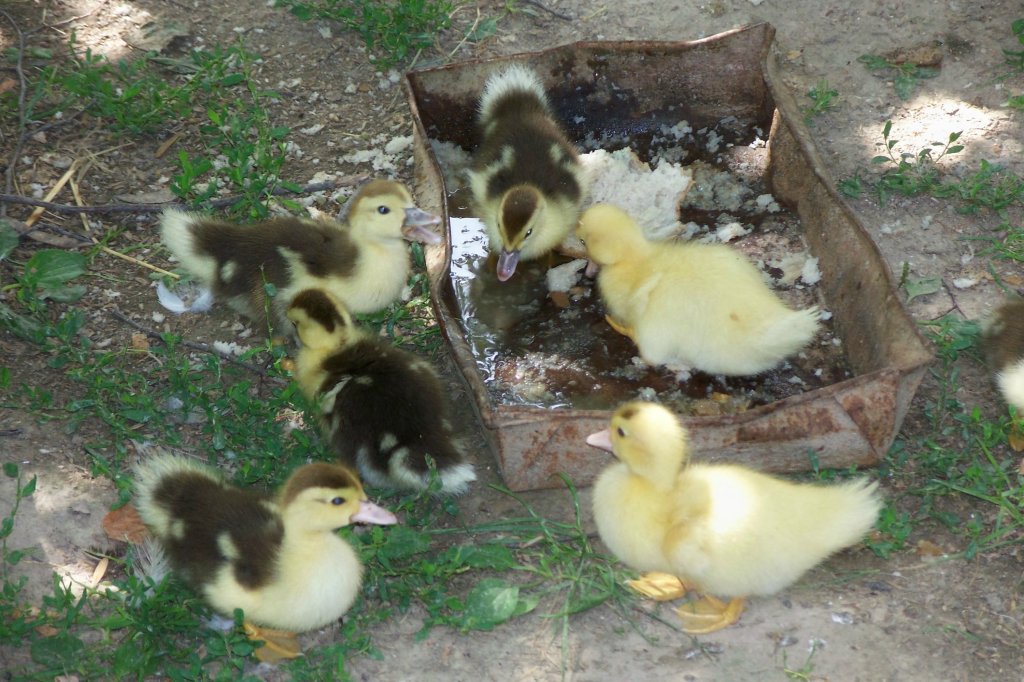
(160, 209), (219, 286)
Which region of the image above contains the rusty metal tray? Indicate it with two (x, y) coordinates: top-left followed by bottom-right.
(405, 23), (933, 491)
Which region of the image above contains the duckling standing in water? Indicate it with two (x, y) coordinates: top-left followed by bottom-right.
(589, 401), (881, 634)
(160, 179), (441, 334)
(133, 455), (397, 653)
(577, 203), (820, 375)
(287, 288), (477, 495)
(982, 298), (1024, 414)
(467, 64), (586, 282)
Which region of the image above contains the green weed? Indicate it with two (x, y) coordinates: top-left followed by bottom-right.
(782, 638), (821, 681)
(803, 79), (839, 123)
(870, 315), (1024, 560)
(1, 250), (87, 313)
(1000, 18), (1024, 74)
(858, 53), (939, 100)
(0, 463), (37, 585)
(869, 120), (964, 205)
(277, 0), (455, 67)
(841, 121), (1024, 212)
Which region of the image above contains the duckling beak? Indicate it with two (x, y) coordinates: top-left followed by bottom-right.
(584, 259), (600, 278)
(586, 428), (614, 453)
(402, 207), (443, 245)
(496, 249), (520, 282)
(352, 500), (398, 525)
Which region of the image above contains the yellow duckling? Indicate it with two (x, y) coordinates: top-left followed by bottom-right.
(576, 203), (820, 375)
(160, 179), (441, 334)
(589, 401), (881, 634)
(467, 64), (586, 281)
(287, 288), (477, 495)
(133, 455), (397, 638)
(982, 298), (1024, 413)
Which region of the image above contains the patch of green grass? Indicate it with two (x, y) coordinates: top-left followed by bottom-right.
(840, 120), (1024, 213)
(5, 34), (294, 218)
(975, 224), (1024, 263)
(802, 79), (839, 123)
(277, 0), (455, 67)
(1000, 18), (1024, 75)
(782, 638), (821, 681)
(871, 315), (1024, 560)
(0, 243), (639, 679)
(869, 120), (964, 205)
(858, 53), (939, 100)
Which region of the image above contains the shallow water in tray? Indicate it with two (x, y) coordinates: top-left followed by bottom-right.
(443, 126), (854, 416)
(448, 223), (851, 416)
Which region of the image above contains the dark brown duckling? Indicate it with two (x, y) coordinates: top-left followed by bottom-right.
(287, 288), (477, 495)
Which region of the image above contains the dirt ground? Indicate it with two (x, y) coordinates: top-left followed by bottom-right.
(2, 0), (1023, 680)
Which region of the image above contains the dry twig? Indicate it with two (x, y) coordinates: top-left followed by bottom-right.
(110, 309), (287, 384)
(0, 9), (29, 218)
(0, 175), (369, 216)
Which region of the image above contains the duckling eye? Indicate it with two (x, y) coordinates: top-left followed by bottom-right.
(616, 427), (625, 438)
(524, 228), (533, 238)
(377, 205), (390, 215)
(330, 496), (346, 506)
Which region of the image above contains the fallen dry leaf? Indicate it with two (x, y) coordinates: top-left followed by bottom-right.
(35, 624), (60, 637)
(89, 556), (110, 588)
(0, 77), (16, 95)
(916, 539), (945, 557)
(884, 41), (944, 67)
(131, 333), (151, 352)
(102, 504), (150, 544)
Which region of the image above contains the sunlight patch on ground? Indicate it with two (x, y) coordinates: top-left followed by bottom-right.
(853, 94), (1016, 167)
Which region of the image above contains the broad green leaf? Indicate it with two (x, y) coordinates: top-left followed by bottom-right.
(21, 475), (36, 497)
(219, 73), (246, 87)
(0, 219), (18, 260)
(904, 276), (942, 302)
(468, 17), (498, 41)
(378, 525), (431, 562)
(460, 578), (522, 631)
(39, 284), (87, 303)
(30, 632), (85, 668)
(24, 250), (86, 288)
(894, 74), (916, 100)
(449, 544), (516, 570)
(3, 462), (17, 478)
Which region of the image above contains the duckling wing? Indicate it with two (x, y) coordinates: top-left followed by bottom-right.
(317, 337), (475, 494)
(630, 244), (818, 373)
(664, 467), (880, 597)
(140, 469), (285, 590)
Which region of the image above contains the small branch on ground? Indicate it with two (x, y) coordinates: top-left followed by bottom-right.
(0, 175), (369, 216)
(0, 9), (29, 218)
(110, 309), (288, 384)
(519, 0), (573, 21)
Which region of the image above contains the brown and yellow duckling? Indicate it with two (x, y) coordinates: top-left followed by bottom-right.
(467, 64), (586, 281)
(589, 401), (881, 634)
(982, 298), (1024, 414)
(160, 179), (440, 334)
(133, 454), (396, 651)
(287, 288), (477, 495)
